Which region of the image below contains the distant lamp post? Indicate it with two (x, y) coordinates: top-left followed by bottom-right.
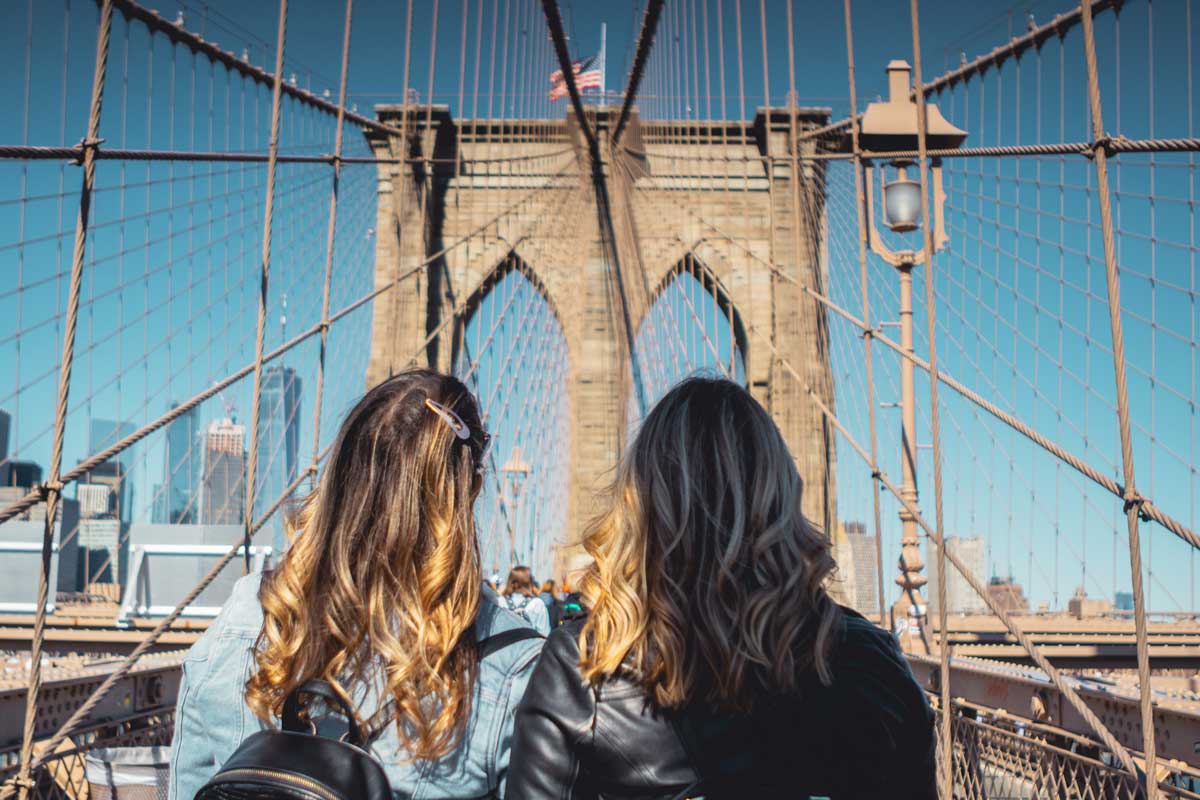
(850, 59), (966, 650)
(860, 60), (966, 264)
(501, 447), (530, 564)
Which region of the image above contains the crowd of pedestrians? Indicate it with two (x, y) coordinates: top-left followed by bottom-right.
(169, 368), (936, 800)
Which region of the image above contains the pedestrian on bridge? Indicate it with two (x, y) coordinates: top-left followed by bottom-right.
(168, 369), (543, 800)
(538, 579), (564, 628)
(507, 376), (937, 799)
(499, 566), (552, 635)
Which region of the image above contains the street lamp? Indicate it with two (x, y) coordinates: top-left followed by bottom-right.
(501, 447), (530, 565)
(860, 60), (966, 265)
(848, 59), (966, 651)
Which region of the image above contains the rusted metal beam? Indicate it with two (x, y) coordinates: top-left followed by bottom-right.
(0, 626), (202, 656)
(1, 654), (183, 752)
(906, 654), (1200, 767)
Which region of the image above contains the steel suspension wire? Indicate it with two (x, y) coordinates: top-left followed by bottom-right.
(1078, 0), (1158, 791)
(907, 0), (952, 790)
(309, 0), (355, 482)
(611, 143), (737, 398)
(101, 0), (400, 137)
(241, 0), (289, 575)
(541, 0), (649, 417)
(839, 0), (888, 626)
(799, 0), (1124, 144)
(13, 3), (116, 795)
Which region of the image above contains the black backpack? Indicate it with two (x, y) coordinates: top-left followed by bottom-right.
(195, 628), (542, 800)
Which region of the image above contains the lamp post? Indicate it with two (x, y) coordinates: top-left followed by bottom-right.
(501, 447), (530, 564)
(854, 60), (966, 651)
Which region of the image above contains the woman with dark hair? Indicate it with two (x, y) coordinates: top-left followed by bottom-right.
(499, 565), (550, 635)
(508, 377), (936, 798)
(169, 370), (543, 799)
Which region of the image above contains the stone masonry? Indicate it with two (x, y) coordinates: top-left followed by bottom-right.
(364, 105), (838, 576)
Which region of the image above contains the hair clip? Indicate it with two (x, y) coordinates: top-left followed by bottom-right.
(425, 398), (471, 441)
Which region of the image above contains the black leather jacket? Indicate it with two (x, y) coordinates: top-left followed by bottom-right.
(507, 609), (936, 799)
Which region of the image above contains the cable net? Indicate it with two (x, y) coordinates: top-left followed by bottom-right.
(3, 0), (1200, 796)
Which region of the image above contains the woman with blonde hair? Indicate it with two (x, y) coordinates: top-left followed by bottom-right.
(508, 376), (935, 798)
(169, 370), (543, 799)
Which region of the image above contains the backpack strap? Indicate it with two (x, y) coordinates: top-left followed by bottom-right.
(282, 679), (366, 747)
(478, 626), (543, 658)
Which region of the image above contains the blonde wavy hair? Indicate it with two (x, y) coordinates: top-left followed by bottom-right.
(245, 369), (490, 760)
(579, 376), (842, 711)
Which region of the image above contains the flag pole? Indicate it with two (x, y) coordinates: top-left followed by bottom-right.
(599, 22), (606, 107)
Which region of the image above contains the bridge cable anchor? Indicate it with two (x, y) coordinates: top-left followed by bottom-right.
(5, 774), (37, 792)
(73, 136), (104, 166)
(1085, 133), (1127, 160)
(1123, 491), (1152, 522)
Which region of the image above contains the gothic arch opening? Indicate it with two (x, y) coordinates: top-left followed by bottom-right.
(630, 253), (748, 423)
(453, 253), (569, 584)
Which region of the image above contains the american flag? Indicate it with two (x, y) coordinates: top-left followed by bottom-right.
(549, 54), (602, 101)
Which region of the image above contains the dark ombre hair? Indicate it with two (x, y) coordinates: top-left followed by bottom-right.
(578, 376), (842, 711)
(246, 369), (490, 760)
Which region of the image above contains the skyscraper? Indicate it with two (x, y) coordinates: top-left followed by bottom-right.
(255, 366), (302, 551)
(76, 462), (123, 589)
(0, 408), (10, 462)
(927, 536), (988, 615)
(89, 419), (137, 523)
(78, 518), (121, 585)
(80, 462), (125, 515)
(202, 418), (246, 525)
(987, 576), (1030, 614)
(155, 403), (201, 523)
(843, 521), (880, 615)
(0, 460), (41, 489)
(77, 482), (113, 518)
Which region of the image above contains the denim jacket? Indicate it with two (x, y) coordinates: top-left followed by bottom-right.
(168, 572), (544, 800)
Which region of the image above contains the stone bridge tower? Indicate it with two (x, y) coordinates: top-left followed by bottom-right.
(364, 105), (838, 573)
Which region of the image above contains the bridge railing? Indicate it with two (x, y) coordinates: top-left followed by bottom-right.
(0, 711), (174, 800)
(944, 707), (1200, 800)
(9, 701), (1200, 800)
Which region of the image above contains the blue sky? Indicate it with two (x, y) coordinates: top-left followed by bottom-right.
(1, 0), (1198, 612)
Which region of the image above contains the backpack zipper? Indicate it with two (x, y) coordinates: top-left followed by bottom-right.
(211, 767), (344, 800)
